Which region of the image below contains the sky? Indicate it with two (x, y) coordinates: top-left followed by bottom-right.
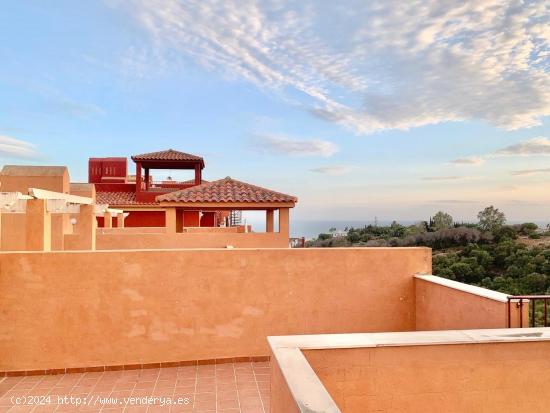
(0, 0), (549, 223)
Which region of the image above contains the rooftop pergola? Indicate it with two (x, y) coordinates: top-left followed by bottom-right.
(131, 149), (205, 191)
(156, 177), (297, 233)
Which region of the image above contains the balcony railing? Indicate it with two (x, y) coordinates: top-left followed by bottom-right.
(140, 181), (197, 191)
(508, 295), (550, 327)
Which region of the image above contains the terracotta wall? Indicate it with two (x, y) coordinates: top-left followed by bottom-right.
(270, 355), (300, 413)
(0, 173), (69, 194)
(124, 211), (166, 227)
(0, 213), (25, 250)
(95, 231), (290, 249)
(182, 226), (242, 233)
(415, 277), (526, 330)
(97, 227), (167, 234)
(0, 247), (430, 371)
(304, 342), (550, 412)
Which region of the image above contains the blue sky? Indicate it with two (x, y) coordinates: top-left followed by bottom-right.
(1, 0), (549, 222)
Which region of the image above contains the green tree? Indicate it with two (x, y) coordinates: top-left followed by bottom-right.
(493, 225), (518, 242)
(477, 206), (506, 232)
(432, 211), (453, 231)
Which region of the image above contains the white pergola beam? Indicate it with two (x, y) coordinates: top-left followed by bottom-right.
(94, 204), (124, 215)
(28, 188), (93, 205)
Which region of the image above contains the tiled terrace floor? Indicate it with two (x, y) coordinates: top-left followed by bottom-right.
(0, 362), (270, 413)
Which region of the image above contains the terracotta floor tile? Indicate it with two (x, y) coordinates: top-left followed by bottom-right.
(215, 383), (236, 393)
(8, 406), (36, 413)
(240, 407), (265, 413)
(120, 406), (147, 413)
(133, 382), (155, 390)
(168, 405), (192, 412)
(154, 381), (175, 390)
(192, 393), (215, 403)
(0, 398), (14, 407)
(216, 391), (238, 402)
(0, 361), (272, 413)
(216, 398), (239, 410)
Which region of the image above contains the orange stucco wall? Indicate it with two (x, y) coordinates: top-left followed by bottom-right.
(0, 247), (430, 371)
(304, 342), (550, 412)
(0, 213), (25, 250)
(0, 171), (69, 194)
(415, 277), (527, 330)
(95, 231), (290, 249)
(270, 352), (301, 413)
(97, 227), (167, 234)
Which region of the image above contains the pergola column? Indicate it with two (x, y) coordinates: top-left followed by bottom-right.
(136, 162), (142, 192)
(103, 211), (112, 228)
(116, 213), (125, 228)
(25, 199), (51, 251)
(266, 209), (274, 232)
(144, 168), (150, 190)
(278, 207), (289, 238)
(165, 208), (176, 233)
(74, 204), (96, 250)
(194, 164), (202, 185)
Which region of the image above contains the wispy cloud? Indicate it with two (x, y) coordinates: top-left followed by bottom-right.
(497, 185), (518, 191)
(310, 165), (354, 175)
(494, 137), (550, 156)
(49, 99), (105, 118)
(432, 199), (477, 204)
(252, 134), (338, 157)
(449, 157), (485, 166)
(0, 135), (40, 159)
(5, 76), (105, 119)
(511, 168), (550, 176)
(421, 176), (465, 181)
(110, 0), (550, 133)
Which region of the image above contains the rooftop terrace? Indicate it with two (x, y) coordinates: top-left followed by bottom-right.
(2, 246), (549, 412)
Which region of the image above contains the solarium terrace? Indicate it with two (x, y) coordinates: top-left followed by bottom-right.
(1, 246), (549, 412)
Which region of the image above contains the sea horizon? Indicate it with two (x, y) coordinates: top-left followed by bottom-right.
(276, 219), (550, 239)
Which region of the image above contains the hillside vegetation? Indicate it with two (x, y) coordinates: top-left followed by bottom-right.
(307, 207), (550, 295)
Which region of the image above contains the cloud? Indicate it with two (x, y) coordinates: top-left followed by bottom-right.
(449, 156), (485, 166)
(432, 199), (477, 204)
(5, 76), (105, 119)
(0, 135), (40, 159)
(494, 137), (550, 156)
(310, 165), (354, 175)
(421, 176), (464, 181)
(110, 0), (550, 133)
(497, 185), (518, 191)
(511, 168), (550, 176)
(49, 99), (105, 118)
(252, 134), (338, 157)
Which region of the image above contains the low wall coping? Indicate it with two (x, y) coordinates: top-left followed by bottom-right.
(415, 274), (512, 303)
(269, 327), (550, 413)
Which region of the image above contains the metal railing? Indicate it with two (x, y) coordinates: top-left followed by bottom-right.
(508, 295), (550, 328)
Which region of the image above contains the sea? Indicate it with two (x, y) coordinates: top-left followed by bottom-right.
(243, 217), (550, 239)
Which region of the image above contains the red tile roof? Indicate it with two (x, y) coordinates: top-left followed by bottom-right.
(96, 191), (158, 206)
(156, 177), (297, 204)
(131, 149), (203, 162)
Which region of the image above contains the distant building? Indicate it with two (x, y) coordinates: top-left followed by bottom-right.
(331, 229), (348, 238)
(89, 149), (297, 229)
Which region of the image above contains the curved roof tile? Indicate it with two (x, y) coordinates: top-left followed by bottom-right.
(131, 149), (203, 162)
(156, 177), (297, 204)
